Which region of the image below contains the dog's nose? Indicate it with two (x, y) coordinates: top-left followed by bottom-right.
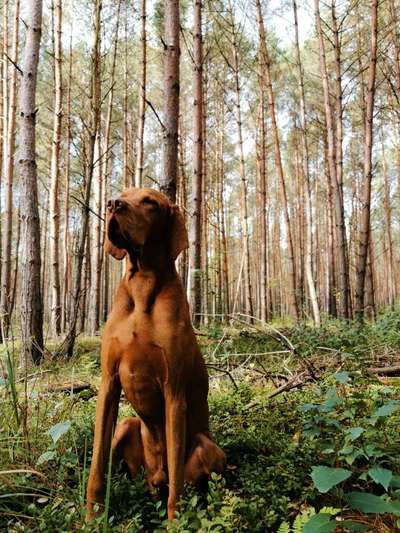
(107, 198), (125, 213)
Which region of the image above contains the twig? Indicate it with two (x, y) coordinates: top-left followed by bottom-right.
(210, 331), (227, 359)
(230, 313), (318, 380)
(5, 52), (23, 75)
(0, 469), (46, 480)
(206, 364), (238, 390)
(16, 370), (54, 384)
(218, 350), (290, 358)
(367, 365), (400, 376)
(145, 99), (166, 131)
(268, 371), (310, 399)
(70, 194), (105, 222)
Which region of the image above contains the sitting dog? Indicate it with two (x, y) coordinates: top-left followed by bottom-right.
(86, 187), (225, 521)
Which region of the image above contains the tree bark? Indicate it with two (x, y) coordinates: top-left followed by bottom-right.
(257, 26), (268, 323)
(227, 0), (254, 320)
(355, 0), (378, 320)
(314, 0), (350, 319)
(87, 133), (102, 336)
(1, 0), (19, 337)
(61, 25), (73, 332)
(188, 0), (203, 326)
(160, 0), (180, 202)
(19, 0), (44, 366)
(293, 0), (320, 326)
(256, 0), (298, 318)
(60, 0), (102, 356)
(49, 0), (62, 336)
(134, 0), (146, 187)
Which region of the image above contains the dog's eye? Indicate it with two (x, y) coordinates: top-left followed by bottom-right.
(142, 197), (159, 208)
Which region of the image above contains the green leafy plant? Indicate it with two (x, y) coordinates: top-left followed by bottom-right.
(301, 371), (400, 521)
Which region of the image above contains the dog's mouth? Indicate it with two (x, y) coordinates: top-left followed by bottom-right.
(108, 214), (144, 254)
(108, 215), (128, 249)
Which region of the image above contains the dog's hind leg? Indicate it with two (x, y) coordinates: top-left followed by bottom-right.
(184, 433), (226, 488)
(112, 417), (144, 478)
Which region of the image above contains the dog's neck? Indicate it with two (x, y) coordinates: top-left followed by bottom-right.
(128, 239), (176, 276)
(123, 241), (179, 313)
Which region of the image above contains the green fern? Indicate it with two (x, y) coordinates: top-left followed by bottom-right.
(292, 507), (316, 533)
(276, 522), (291, 533)
(320, 506), (340, 515)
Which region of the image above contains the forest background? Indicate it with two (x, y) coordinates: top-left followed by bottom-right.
(1, 0), (400, 531)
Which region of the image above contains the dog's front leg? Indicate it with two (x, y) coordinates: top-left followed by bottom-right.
(86, 372), (121, 521)
(165, 390), (186, 521)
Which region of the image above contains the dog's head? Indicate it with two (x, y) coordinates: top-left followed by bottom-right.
(104, 187), (188, 261)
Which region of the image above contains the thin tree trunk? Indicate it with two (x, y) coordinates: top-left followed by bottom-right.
(315, 0), (350, 319)
(122, 10), (130, 187)
(160, 0), (180, 202)
(101, 0), (121, 323)
(61, 25), (73, 333)
(1, 3), (9, 294)
(134, 0), (146, 187)
(60, 0), (102, 357)
(1, 0), (19, 337)
(293, 0), (320, 326)
(87, 133), (102, 336)
(188, 0), (203, 326)
(381, 129), (396, 308)
(10, 205), (21, 316)
(255, 0), (298, 318)
(227, 0), (254, 319)
(257, 28), (268, 323)
(218, 96), (230, 319)
(19, 0), (44, 366)
(355, 0), (378, 320)
(49, 0), (62, 336)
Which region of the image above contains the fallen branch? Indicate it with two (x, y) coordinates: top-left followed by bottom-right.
(206, 364), (238, 390)
(46, 381), (93, 395)
(229, 313), (318, 380)
(268, 370), (311, 399)
(367, 365), (400, 376)
(16, 370), (54, 383)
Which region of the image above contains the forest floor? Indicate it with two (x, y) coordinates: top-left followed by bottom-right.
(1, 312), (400, 532)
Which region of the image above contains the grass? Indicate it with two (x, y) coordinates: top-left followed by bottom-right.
(1, 311), (400, 531)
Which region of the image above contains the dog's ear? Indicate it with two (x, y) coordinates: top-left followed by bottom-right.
(104, 215), (127, 260)
(170, 204), (189, 260)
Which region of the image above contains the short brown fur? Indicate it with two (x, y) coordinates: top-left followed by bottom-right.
(86, 188), (225, 521)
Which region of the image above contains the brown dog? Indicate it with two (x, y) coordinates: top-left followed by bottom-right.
(86, 187), (225, 522)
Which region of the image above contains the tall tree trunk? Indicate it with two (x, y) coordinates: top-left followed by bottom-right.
(355, 0), (378, 319)
(1, 0), (19, 337)
(188, 0), (203, 326)
(255, 0), (298, 318)
(1, 3), (9, 295)
(60, 0), (102, 357)
(381, 129), (396, 308)
(257, 28), (268, 323)
(10, 205), (21, 317)
(227, 0), (254, 319)
(101, 0), (121, 323)
(61, 26), (73, 332)
(217, 90), (230, 319)
(160, 0), (180, 202)
(314, 0), (350, 319)
(19, 0), (44, 366)
(49, 0), (62, 336)
(293, 0), (320, 326)
(122, 10), (130, 187)
(87, 133), (102, 336)
(134, 0), (146, 187)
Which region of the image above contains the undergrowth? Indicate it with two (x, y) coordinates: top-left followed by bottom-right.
(1, 310), (400, 532)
